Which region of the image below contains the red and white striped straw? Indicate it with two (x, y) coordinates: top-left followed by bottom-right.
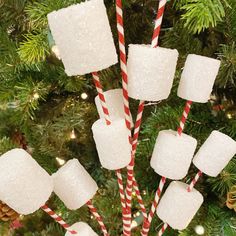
(132, 176), (148, 219)
(41, 205), (77, 234)
(92, 72), (111, 125)
(86, 200), (109, 236)
(116, 0), (132, 132)
(157, 223), (168, 236)
(177, 100), (193, 136)
(91, 71), (129, 236)
(152, 0), (167, 48)
(116, 170), (131, 236)
(187, 170), (203, 192)
(141, 177), (166, 235)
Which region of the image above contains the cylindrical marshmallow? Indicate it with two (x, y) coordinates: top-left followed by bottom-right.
(150, 130), (197, 180)
(92, 118), (131, 170)
(53, 159), (98, 210)
(65, 222), (98, 236)
(0, 149), (53, 215)
(193, 130), (236, 177)
(95, 89), (133, 126)
(156, 181), (203, 230)
(127, 44), (179, 101)
(177, 54), (221, 103)
(47, 0), (117, 76)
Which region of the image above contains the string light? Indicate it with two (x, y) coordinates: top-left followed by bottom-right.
(81, 92), (88, 100)
(56, 157), (65, 166)
(70, 129), (76, 139)
(194, 225), (205, 235)
(33, 92), (39, 100)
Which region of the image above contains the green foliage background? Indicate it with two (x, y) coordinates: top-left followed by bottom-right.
(0, 0), (236, 235)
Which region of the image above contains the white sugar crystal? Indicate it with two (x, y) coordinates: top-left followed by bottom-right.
(95, 89), (133, 127)
(150, 130), (197, 180)
(178, 54), (221, 103)
(92, 118), (131, 170)
(47, 0), (117, 76)
(0, 149), (53, 215)
(156, 181), (203, 230)
(193, 131), (236, 177)
(53, 159), (98, 210)
(127, 44), (179, 101)
(65, 222), (98, 236)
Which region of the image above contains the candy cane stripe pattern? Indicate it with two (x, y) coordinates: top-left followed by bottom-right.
(133, 176), (147, 219)
(177, 100), (193, 136)
(116, 0), (132, 131)
(92, 72), (111, 125)
(157, 223), (168, 236)
(187, 171), (203, 192)
(86, 200), (109, 236)
(142, 177), (166, 235)
(41, 205), (77, 234)
(152, 0), (167, 48)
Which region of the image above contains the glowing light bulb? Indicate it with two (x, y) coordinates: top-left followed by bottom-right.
(81, 92), (88, 100)
(56, 157), (65, 166)
(70, 129), (76, 139)
(33, 92), (39, 100)
(195, 225), (205, 235)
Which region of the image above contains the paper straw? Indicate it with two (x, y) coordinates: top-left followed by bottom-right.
(41, 205), (77, 234)
(187, 170), (203, 192)
(132, 176), (148, 219)
(177, 100), (193, 136)
(141, 177), (166, 235)
(91, 71), (129, 235)
(86, 200), (109, 236)
(157, 223), (168, 236)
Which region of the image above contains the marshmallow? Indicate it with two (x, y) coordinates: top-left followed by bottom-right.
(127, 44), (178, 101)
(65, 222), (98, 236)
(0, 149), (53, 214)
(156, 181), (203, 230)
(178, 54), (221, 103)
(150, 130), (197, 180)
(92, 118), (131, 170)
(47, 0), (117, 76)
(53, 159), (98, 210)
(95, 89), (133, 126)
(193, 130), (236, 177)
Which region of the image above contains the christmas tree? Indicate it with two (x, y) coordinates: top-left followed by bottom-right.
(0, 0), (236, 235)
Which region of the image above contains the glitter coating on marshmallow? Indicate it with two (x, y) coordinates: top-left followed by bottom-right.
(92, 118), (131, 170)
(193, 130), (236, 177)
(150, 130), (197, 180)
(0, 149), (53, 215)
(127, 44), (179, 101)
(95, 89), (133, 126)
(53, 159), (98, 210)
(47, 0), (118, 76)
(65, 222), (98, 236)
(156, 181), (203, 230)
(178, 54), (221, 103)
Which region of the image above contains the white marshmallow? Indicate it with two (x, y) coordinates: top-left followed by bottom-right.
(150, 130), (197, 180)
(65, 222), (98, 236)
(53, 159), (98, 210)
(47, 0), (117, 76)
(193, 131), (236, 177)
(0, 149), (53, 215)
(127, 44), (179, 101)
(95, 89), (133, 127)
(92, 118), (131, 170)
(178, 54), (221, 103)
(156, 181), (203, 230)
